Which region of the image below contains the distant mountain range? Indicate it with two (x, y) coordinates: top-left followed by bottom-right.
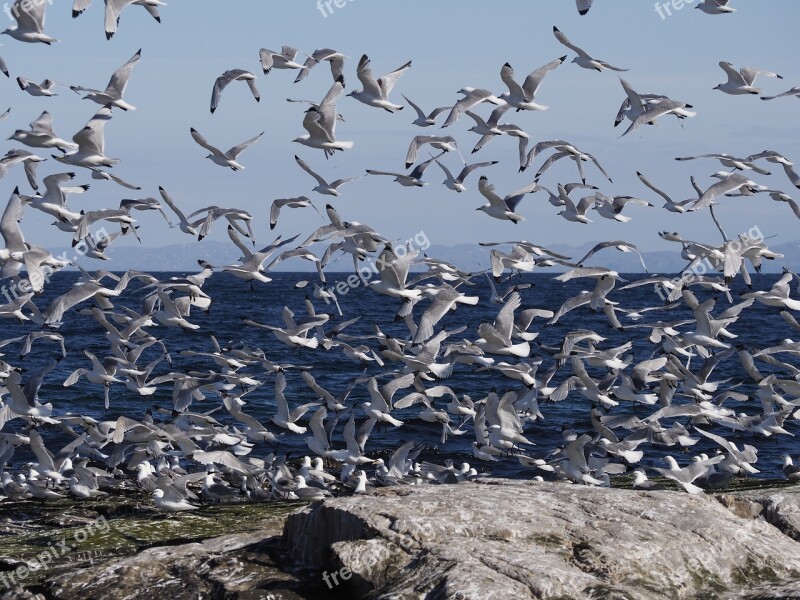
(56, 239), (800, 275)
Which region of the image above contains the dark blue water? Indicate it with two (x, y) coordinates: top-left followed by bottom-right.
(3, 271), (799, 480)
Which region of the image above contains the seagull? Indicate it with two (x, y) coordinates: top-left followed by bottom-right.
(696, 0), (736, 15)
(347, 54), (411, 112)
(556, 188), (596, 224)
(405, 135), (458, 169)
(294, 48), (347, 85)
(553, 27), (627, 72)
(259, 46), (305, 74)
(47, 108), (117, 170)
(270, 196), (318, 230)
(498, 57), (566, 111)
(441, 87), (506, 128)
(524, 140), (612, 182)
(576, 0), (593, 15)
(70, 49), (141, 110)
(2, 0), (58, 44)
(16, 77), (65, 97)
(782, 455), (800, 481)
(761, 87), (800, 101)
(742, 270), (800, 310)
(636, 171), (694, 213)
(402, 94), (449, 127)
(190, 128), (263, 171)
(366, 152), (443, 187)
(577, 241), (648, 272)
(476, 176), (537, 223)
(293, 76), (353, 157)
(652, 455), (724, 494)
(690, 172), (766, 211)
(593, 192), (653, 223)
(210, 69), (259, 114)
(714, 61), (782, 95)
(152, 487), (198, 511)
(72, 0), (165, 38)
(435, 159), (498, 193)
(294, 154), (361, 196)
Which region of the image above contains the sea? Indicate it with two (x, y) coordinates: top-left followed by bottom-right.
(2, 270), (799, 480)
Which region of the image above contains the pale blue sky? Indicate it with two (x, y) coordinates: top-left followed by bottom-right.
(2, 0), (799, 254)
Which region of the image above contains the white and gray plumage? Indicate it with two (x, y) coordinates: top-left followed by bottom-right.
(10, 111), (77, 153)
(577, 241), (648, 272)
(270, 196), (318, 230)
(295, 154), (361, 196)
(210, 69), (259, 114)
(442, 88), (506, 128)
(525, 140), (612, 183)
(620, 98), (696, 138)
(2, 0), (57, 44)
(476, 176), (536, 223)
(498, 56), (566, 111)
(293, 76), (353, 156)
(0, 150), (46, 190)
(190, 127), (263, 171)
(593, 192), (653, 223)
(652, 455), (724, 494)
(259, 46), (305, 74)
(636, 171), (694, 213)
(347, 54), (411, 113)
(553, 26), (627, 72)
(72, 0), (164, 39)
(294, 48), (347, 85)
(16, 76), (65, 97)
(696, 0), (736, 15)
(714, 61), (782, 95)
(691, 172), (766, 211)
(435, 159), (498, 193)
(366, 151), (443, 188)
(402, 94), (449, 127)
(762, 87), (800, 101)
(675, 153), (771, 175)
(576, 0), (593, 15)
(70, 48), (141, 110)
(614, 78), (696, 129)
(405, 135), (458, 169)
(53, 107), (119, 168)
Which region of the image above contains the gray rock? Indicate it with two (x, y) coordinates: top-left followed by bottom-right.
(282, 479), (800, 599)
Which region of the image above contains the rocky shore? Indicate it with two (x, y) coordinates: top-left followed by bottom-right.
(2, 480), (800, 599)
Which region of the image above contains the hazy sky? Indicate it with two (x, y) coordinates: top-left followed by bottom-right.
(2, 0), (799, 256)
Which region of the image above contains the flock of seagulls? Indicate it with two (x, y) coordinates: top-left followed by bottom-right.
(0, 1), (799, 511)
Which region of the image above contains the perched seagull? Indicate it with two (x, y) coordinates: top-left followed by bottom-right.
(2, 0), (58, 44)
(696, 0), (736, 15)
(761, 87), (800, 101)
(714, 61), (782, 95)
(499, 57), (566, 111)
(402, 95), (449, 127)
(293, 76), (353, 157)
(295, 154), (361, 196)
(52, 107), (119, 168)
(435, 159), (498, 193)
(405, 135), (458, 169)
(70, 49), (141, 110)
(347, 54), (411, 112)
(294, 48), (347, 85)
(210, 69), (259, 114)
(553, 26), (627, 72)
(259, 46), (305, 74)
(190, 127), (263, 171)
(16, 77), (65, 97)
(152, 488), (198, 512)
(476, 176), (537, 223)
